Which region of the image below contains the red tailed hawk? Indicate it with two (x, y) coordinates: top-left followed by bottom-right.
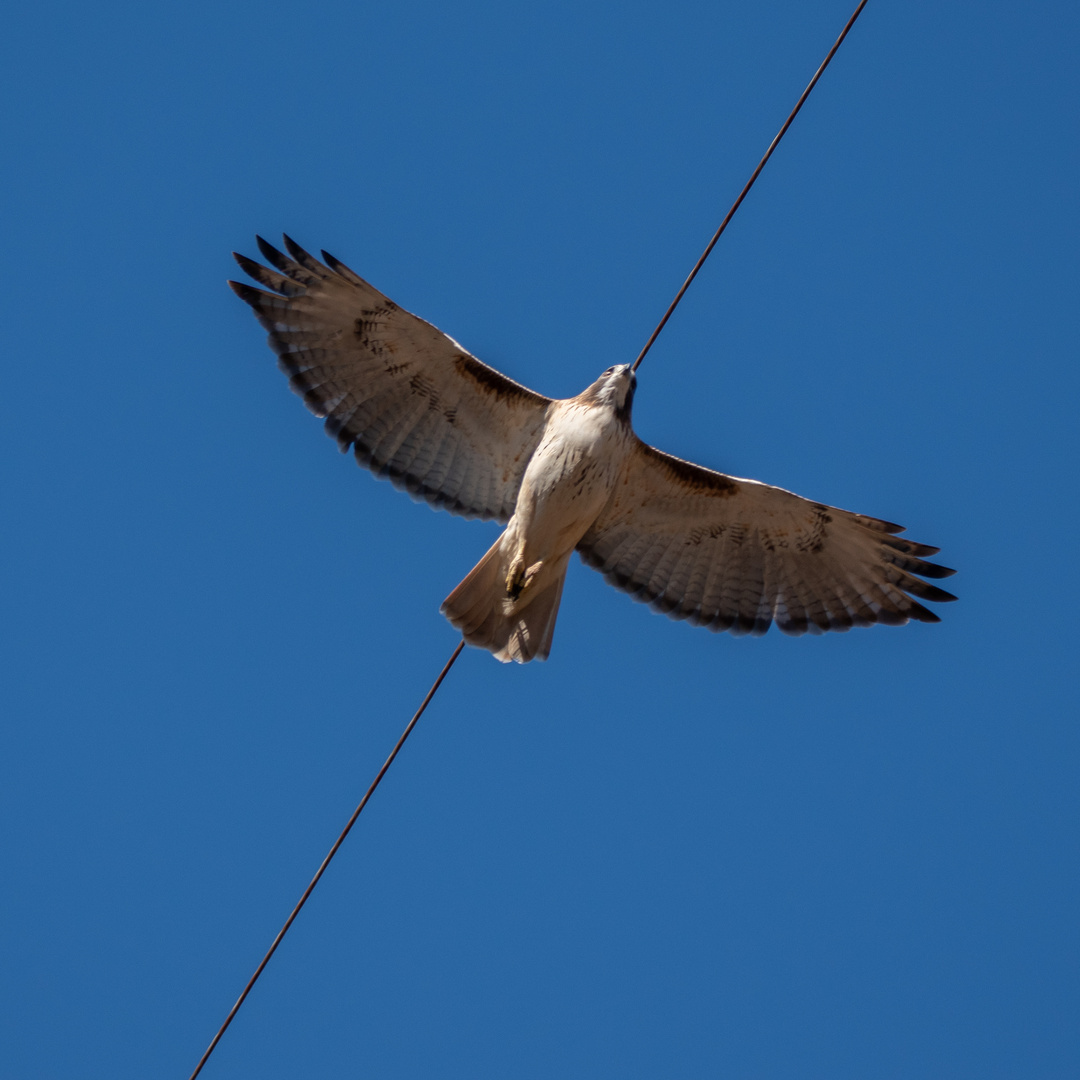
(230, 236), (956, 663)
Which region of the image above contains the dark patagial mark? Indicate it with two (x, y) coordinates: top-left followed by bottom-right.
(453, 355), (550, 409)
(639, 444), (740, 497)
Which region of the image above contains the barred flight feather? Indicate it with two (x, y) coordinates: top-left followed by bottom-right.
(230, 238), (551, 523)
(577, 439), (956, 638)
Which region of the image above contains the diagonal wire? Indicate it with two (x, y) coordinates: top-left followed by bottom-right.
(631, 0), (870, 374)
(190, 3), (870, 1074)
(188, 640), (465, 1080)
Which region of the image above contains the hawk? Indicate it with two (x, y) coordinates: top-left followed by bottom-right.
(230, 236), (956, 663)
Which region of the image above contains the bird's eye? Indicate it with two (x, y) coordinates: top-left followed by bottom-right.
(603, 366), (615, 375)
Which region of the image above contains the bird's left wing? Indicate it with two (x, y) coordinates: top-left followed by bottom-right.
(577, 439), (956, 635)
(230, 236), (552, 522)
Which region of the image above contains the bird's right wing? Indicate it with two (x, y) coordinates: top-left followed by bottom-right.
(577, 439), (956, 635)
(230, 236), (552, 522)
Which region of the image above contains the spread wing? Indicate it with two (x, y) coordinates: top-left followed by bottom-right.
(230, 236), (552, 522)
(577, 440), (957, 635)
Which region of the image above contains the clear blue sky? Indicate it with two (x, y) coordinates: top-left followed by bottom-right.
(3, 1), (1078, 1076)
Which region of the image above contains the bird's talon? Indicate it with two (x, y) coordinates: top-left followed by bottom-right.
(505, 559), (543, 601)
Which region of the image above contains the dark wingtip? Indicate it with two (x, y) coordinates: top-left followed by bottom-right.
(232, 251), (265, 279)
(886, 552), (957, 580)
(909, 581), (959, 604)
(320, 248), (366, 287)
(283, 234), (327, 274)
(905, 602), (942, 624)
(256, 234), (288, 266)
(860, 515), (906, 534)
(228, 279), (269, 305)
(282, 233), (312, 262)
(882, 536), (941, 557)
(925, 563), (957, 579)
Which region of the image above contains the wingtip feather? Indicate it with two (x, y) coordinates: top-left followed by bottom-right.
(905, 601), (942, 624)
(228, 278), (274, 305)
(321, 249), (365, 285)
(282, 233), (324, 272)
(256, 235), (291, 271)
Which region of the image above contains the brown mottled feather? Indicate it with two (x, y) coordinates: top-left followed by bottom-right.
(577, 438), (956, 636)
(230, 237), (551, 522)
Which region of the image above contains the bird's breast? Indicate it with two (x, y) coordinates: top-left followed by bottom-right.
(509, 403), (631, 557)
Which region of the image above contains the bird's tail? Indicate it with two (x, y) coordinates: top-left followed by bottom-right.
(441, 537), (568, 663)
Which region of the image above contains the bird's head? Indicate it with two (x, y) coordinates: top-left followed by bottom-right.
(582, 364), (637, 422)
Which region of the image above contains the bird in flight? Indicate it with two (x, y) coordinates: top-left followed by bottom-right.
(230, 236), (956, 663)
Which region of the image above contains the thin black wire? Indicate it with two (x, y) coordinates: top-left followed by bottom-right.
(189, 4), (870, 1073)
(631, 0), (870, 374)
(188, 640), (465, 1080)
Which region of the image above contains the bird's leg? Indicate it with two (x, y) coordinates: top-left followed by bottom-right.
(505, 556), (544, 601)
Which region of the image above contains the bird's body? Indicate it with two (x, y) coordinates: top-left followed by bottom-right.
(231, 236), (956, 663)
(443, 373), (637, 660)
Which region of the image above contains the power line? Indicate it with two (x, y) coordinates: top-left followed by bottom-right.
(188, 641), (465, 1080)
(631, 0), (870, 374)
(190, 3), (870, 1072)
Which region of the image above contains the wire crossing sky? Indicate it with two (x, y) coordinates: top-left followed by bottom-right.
(190, 5), (871, 1071)
(631, 0), (869, 374)
(189, 643), (464, 1079)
